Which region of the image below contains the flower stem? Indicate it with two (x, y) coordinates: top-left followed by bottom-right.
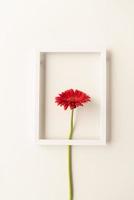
(68, 109), (74, 200)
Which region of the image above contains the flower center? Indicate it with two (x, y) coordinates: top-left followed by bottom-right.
(69, 96), (75, 102)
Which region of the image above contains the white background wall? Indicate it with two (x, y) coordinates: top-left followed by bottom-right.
(0, 0), (134, 200)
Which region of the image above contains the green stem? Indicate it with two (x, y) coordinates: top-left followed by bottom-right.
(68, 109), (74, 200)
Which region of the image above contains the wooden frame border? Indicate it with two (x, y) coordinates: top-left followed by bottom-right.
(35, 48), (107, 146)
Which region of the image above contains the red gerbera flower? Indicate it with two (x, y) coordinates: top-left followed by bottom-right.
(55, 89), (91, 110)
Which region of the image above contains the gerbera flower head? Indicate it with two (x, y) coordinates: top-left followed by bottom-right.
(55, 89), (91, 110)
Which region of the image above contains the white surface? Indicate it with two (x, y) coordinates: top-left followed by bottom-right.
(0, 0), (134, 200)
(37, 50), (106, 145)
(38, 139), (106, 146)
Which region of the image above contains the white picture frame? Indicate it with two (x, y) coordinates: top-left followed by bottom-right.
(35, 48), (107, 146)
